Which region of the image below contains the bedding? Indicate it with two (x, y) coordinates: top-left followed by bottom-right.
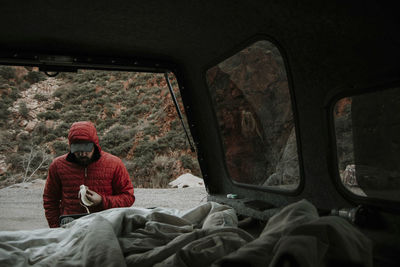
(0, 200), (372, 267)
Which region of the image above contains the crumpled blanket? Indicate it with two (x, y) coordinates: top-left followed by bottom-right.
(0, 200), (373, 267)
(218, 199), (373, 267)
(0, 202), (251, 267)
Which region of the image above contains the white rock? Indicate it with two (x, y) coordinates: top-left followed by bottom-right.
(168, 173), (204, 188)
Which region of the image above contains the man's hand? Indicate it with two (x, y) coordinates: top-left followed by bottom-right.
(86, 189), (103, 206)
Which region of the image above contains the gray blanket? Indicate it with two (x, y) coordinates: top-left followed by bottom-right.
(0, 200), (372, 267)
(218, 199), (373, 267)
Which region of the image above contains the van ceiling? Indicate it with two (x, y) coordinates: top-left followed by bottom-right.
(0, 1), (399, 87)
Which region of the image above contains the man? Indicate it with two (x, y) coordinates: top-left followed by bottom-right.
(43, 121), (135, 228)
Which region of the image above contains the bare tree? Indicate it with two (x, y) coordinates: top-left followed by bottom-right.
(22, 146), (51, 183)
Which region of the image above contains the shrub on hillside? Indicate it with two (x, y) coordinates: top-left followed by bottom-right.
(62, 104), (82, 113)
(112, 93), (125, 102)
(151, 155), (175, 188)
(63, 110), (87, 123)
(87, 114), (98, 122)
(108, 142), (132, 157)
(180, 155), (197, 170)
(16, 131), (30, 141)
(107, 81), (123, 92)
(0, 66), (16, 80)
(95, 118), (117, 132)
(120, 108), (139, 124)
(52, 141), (68, 157)
(94, 98), (106, 105)
(24, 71), (46, 84)
(9, 86), (20, 100)
(37, 111), (60, 120)
(18, 145), (52, 182)
(101, 125), (135, 156)
(53, 101), (63, 110)
(18, 102), (29, 118)
(0, 130), (16, 152)
(0, 101), (10, 126)
(53, 85), (81, 101)
(52, 122), (70, 137)
(152, 172), (170, 188)
(16, 138), (32, 153)
(132, 150), (155, 169)
(104, 103), (115, 117)
(44, 134), (57, 142)
(157, 129), (187, 150)
(147, 87), (162, 95)
(34, 94), (48, 101)
(0, 86), (20, 122)
(32, 122), (49, 138)
(133, 141), (158, 157)
(133, 104), (150, 115)
(90, 105), (102, 113)
(119, 114), (128, 124)
(125, 92), (138, 106)
(20, 81), (31, 90)
(5, 153), (24, 172)
(143, 123), (159, 137)
(52, 87), (63, 98)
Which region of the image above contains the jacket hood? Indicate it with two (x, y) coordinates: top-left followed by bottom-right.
(68, 121), (102, 152)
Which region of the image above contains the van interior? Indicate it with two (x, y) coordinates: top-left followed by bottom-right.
(0, 1), (399, 266)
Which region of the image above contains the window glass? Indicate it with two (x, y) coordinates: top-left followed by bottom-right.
(334, 87), (400, 201)
(206, 40), (300, 190)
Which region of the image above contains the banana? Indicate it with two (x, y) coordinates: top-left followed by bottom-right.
(78, 185), (94, 207)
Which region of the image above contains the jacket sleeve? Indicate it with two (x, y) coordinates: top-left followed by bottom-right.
(102, 160), (135, 209)
(43, 161), (62, 228)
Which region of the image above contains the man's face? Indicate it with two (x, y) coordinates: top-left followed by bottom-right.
(74, 150), (94, 165)
(71, 142), (95, 165)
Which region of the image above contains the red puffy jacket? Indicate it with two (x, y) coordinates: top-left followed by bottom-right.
(43, 121), (135, 228)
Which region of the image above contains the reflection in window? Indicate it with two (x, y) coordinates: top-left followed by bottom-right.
(206, 40), (300, 190)
(334, 87), (400, 201)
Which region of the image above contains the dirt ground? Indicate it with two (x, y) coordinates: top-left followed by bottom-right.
(0, 179), (208, 231)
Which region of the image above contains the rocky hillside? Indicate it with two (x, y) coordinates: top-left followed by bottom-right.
(0, 66), (201, 189)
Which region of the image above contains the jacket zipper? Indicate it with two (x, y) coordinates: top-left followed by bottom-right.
(83, 167), (90, 213)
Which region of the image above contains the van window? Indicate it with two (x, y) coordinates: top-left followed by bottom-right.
(0, 66), (200, 189)
(0, 65), (204, 230)
(334, 87), (400, 201)
(206, 40), (300, 190)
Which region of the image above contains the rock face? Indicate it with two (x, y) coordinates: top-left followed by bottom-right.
(206, 41), (299, 187)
